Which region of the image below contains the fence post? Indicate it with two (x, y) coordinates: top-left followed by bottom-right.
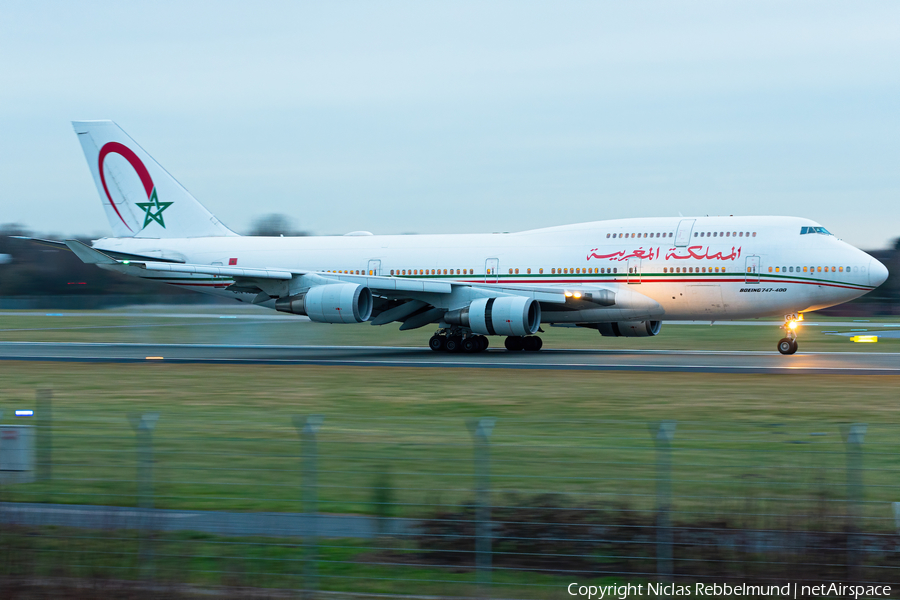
(36, 388), (52, 481)
(467, 418), (495, 595)
(293, 415), (324, 600)
(128, 412), (159, 580)
(844, 423), (866, 578)
(652, 421), (677, 587)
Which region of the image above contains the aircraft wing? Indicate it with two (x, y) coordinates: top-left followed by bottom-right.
(14, 237), (186, 263)
(61, 240), (659, 328)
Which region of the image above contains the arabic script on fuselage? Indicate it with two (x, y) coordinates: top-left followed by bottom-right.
(586, 246), (741, 262)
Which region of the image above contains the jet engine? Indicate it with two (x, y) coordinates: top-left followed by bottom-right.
(596, 320), (661, 337)
(275, 283), (373, 323)
(444, 297), (541, 336)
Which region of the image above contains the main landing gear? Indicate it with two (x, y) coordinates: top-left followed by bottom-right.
(428, 329), (544, 353)
(504, 335), (543, 352)
(429, 330), (490, 353)
(777, 313), (802, 355)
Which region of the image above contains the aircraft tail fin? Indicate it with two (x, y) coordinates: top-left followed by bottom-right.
(72, 121), (237, 238)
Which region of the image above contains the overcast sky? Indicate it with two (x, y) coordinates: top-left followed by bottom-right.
(1, 1), (898, 248)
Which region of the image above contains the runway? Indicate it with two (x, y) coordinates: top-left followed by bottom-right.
(0, 502), (415, 539)
(0, 341), (897, 374)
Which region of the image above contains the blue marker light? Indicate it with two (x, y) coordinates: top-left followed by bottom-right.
(15, 410), (34, 417)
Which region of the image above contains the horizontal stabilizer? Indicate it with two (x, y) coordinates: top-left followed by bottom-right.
(64, 240), (119, 265)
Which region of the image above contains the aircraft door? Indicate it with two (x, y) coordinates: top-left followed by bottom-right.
(744, 256), (760, 283)
(675, 219), (696, 247)
(485, 258), (499, 283)
(627, 258), (642, 284)
(367, 259), (382, 276)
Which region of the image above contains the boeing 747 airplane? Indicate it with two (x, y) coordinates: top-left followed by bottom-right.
(23, 121), (889, 355)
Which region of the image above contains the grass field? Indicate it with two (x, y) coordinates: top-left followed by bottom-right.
(1, 361), (898, 527)
(2, 309), (899, 596)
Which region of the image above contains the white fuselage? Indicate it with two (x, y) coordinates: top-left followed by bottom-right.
(95, 215), (885, 321)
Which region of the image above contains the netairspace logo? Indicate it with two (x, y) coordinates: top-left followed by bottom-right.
(567, 582), (892, 599)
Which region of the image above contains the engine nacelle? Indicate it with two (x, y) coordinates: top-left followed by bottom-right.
(597, 320), (661, 337)
(275, 283), (373, 323)
(444, 296), (541, 336)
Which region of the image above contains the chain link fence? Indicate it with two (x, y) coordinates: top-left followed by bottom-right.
(1, 390), (899, 598)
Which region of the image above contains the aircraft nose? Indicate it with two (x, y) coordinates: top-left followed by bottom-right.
(868, 257), (889, 288)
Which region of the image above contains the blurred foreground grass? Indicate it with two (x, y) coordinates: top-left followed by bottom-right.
(1, 362), (898, 527)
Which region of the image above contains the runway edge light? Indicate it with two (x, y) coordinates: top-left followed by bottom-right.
(850, 335), (878, 343)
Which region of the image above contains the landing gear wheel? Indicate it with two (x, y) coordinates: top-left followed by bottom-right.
(445, 336), (463, 353)
(429, 335), (446, 352)
(523, 336), (543, 351)
(505, 336), (524, 351)
(462, 337), (479, 353)
(777, 338), (797, 355)
(478, 336), (489, 351)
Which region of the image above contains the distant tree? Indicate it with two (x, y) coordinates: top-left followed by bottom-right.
(247, 214), (309, 237)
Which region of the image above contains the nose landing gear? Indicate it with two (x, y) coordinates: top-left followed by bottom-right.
(777, 314), (802, 355)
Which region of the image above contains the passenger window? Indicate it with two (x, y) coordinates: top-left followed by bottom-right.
(606, 233), (610, 238)
(768, 267), (773, 273)
(752, 232), (756, 237)
(539, 268), (543, 274)
(613, 268), (617, 273)
(713, 232), (717, 237)
(552, 268), (556, 274)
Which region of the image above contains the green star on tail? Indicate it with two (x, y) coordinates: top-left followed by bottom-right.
(135, 188), (173, 229)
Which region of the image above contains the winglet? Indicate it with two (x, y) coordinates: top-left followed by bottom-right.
(64, 240), (120, 265)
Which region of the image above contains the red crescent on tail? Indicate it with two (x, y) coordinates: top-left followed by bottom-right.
(98, 142), (156, 233)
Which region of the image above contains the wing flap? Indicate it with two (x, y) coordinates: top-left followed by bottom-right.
(142, 261), (293, 280)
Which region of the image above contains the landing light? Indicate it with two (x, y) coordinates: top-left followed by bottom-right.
(788, 321), (799, 330)
(573, 291), (583, 299)
(564, 291), (573, 297)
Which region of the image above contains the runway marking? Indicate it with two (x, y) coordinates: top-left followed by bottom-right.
(0, 355), (896, 375)
(1, 341), (898, 357)
(0, 343), (897, 374)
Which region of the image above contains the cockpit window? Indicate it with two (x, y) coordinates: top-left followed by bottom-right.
(800, 226), (832, 235)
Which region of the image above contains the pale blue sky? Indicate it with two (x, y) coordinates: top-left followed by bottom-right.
(1, 1), (898, 248)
